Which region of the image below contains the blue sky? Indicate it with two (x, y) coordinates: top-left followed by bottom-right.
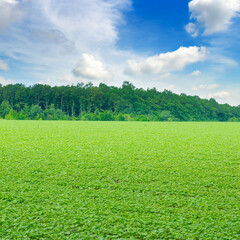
(0, 0), (240, 105)
(117, 0), (193, 52)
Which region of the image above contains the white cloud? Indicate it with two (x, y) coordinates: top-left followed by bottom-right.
(193, 83), (219, 91)
(0, 0), (23, 32)
(185, 22), (199, 37)
(124, 46), (206, 76)
(0, 76), (15, 85)
(189, 70), (201, 76)
(187, 0), (240, 35)
(73, 54), (111, 80)
(209, 91), (230, 99)
(31, 0), (131, 48)
(0, 59), (9, 71)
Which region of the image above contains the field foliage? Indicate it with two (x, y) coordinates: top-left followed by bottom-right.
(0, 121), (240, 239)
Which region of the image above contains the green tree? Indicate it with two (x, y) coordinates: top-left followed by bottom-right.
(29, 105), (43, 120)
(0, 101), (11, 118)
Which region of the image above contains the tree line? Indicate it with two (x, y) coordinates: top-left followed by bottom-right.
(0, 82), (240, 121)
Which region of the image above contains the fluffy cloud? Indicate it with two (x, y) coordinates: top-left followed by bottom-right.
(73, 54), (111, 80)
(209, 91), (230, 99)
(187, 0), (240, 36)
(0, 59), (9, 71)
(0, 0), (23, 32)
(124, 46), (206, 76)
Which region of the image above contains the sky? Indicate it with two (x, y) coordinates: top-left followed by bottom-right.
(0, 0), (240, 105)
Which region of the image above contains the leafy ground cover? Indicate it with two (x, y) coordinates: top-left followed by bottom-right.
(0, 121), (240, 239)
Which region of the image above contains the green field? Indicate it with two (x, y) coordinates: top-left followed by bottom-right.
(0, 121), (240, 239)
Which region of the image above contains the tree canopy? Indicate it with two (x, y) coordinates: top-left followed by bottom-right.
(0, 82), (239, 121)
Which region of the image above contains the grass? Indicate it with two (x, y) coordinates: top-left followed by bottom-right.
(0, 121), (240, 239)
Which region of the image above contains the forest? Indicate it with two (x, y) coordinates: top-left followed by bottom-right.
(0, 82), (240, 121)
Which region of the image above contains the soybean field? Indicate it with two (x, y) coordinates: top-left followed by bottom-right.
(0, 121), (240, 239)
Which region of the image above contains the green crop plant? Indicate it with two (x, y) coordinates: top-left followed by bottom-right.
(0, 121), (240, 239)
